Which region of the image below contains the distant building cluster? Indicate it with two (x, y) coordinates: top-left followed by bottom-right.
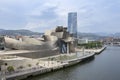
(103, 37), (120, 45)
(78, 38), (89, 44)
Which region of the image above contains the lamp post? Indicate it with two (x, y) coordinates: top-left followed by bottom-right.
(0, 65), (6, 80)
(82, 47), (85, 56)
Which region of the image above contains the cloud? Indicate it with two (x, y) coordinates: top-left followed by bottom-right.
(0, 0), (120, 33)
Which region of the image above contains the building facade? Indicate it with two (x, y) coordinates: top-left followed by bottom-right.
(68, 12), (77, 38)
(78, 38), (89, 44)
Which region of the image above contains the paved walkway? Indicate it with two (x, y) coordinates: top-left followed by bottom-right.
(0, 50), (97, 80)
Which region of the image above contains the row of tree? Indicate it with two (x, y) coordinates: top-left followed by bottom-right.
(78, 41), (103, 49)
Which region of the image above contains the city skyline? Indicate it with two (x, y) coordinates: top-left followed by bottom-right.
(0, 0), (120, 33)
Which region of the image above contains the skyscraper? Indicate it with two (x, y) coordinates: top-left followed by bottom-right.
(68, 12), (77, 38)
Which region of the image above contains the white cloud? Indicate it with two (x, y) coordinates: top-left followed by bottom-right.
(0, 0), (120, 33)
(24, 22), (40, 30)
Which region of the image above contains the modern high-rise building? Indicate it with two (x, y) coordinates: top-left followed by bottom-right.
(68, 12), (77, 38)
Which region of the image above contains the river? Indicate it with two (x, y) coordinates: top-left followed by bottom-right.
(23, 46), (120, 80)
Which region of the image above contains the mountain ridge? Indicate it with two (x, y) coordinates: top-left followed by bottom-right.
(0, 29), (43, 36)
(0, 29), (120, 38)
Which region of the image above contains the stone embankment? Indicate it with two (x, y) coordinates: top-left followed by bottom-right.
(76, 46), (106, 54)
(1, 47), (106, 80)
(87, 46), (106, 54)
(5, 52), (95, 80)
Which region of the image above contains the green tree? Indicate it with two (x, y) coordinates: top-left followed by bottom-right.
(7, 66), (14, 72)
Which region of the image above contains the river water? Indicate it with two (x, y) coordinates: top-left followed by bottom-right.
(24, 46), (120, 80)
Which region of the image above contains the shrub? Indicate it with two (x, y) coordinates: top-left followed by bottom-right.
(18, 66), (24, 69)
(7, 66), (14, 72)
(28, 64), (32, 67)
(36, 62), (39, 66)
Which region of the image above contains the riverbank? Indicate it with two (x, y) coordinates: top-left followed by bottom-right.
(2, 47), (106, 80)
(5, 52), (94, 80)
(25, 46), (120, 80)
(76, 46), (106, 54)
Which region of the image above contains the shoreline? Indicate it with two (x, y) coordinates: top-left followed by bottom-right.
(76, 46), (107, 54)
(4, 47), (106, 80)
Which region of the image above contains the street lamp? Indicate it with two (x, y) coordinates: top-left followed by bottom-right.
(82, 47), (85, 56)
(0, 65), (6, 80)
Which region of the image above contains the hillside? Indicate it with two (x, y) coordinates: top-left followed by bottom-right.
(0, 29), (43, 36)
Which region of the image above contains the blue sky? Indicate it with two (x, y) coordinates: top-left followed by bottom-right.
(0, 0), (120, 33)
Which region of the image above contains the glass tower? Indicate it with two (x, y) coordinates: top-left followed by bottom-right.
(68, 12), (77, 38)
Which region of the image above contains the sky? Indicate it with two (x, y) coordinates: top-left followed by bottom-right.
(0, 0), (120, 33)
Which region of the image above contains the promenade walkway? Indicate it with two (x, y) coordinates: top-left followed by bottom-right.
(76, 46), (106, 54)
(0, 51), (96, 80)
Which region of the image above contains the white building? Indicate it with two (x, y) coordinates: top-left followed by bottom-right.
(78, 38), (89, 44)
